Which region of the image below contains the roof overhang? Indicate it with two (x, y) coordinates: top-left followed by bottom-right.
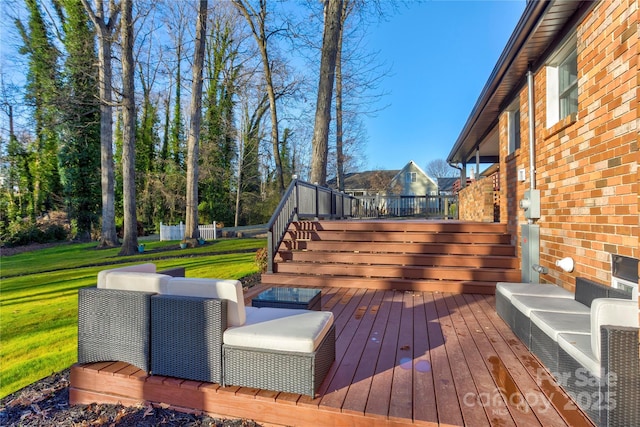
(447, 0), (593, 166)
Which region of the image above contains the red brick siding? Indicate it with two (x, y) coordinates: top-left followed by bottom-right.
(458, 177), (496, 222)
(496, 0), (638, 291)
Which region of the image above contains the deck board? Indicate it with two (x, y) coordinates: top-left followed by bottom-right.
(69, 287), (595, 427)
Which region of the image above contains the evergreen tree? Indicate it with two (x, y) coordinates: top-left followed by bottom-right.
(15, 0), (63, 217)
(200, 17), (239, 226)
(169, 44), (185, 169)
(56, 0), (101, 240)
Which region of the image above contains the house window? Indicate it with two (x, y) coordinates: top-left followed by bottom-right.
(406, 172), (416, 183)
(507, 99), (521, 154)
(546, 35), (578, 127)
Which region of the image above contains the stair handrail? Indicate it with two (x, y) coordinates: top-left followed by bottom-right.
(266, 179), (358, 273)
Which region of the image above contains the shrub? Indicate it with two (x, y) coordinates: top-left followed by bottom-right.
(255, 247), (268, 272)
(1, 221), (69, 247)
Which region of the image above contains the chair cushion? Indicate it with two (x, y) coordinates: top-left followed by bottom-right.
(557, 332), (601, 378)
(511, 295), (590, 317)
(163, 278), (246, 327)
(103, 271), (171, 293)
(590, 298), (639, 360)
(224, 308), (334, 353)
(496, 282), (573, 300)
(97, 263), (156, 288)
(529, 311), (591, 341)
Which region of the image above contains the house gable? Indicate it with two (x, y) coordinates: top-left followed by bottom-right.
(389, 160), (438, 196)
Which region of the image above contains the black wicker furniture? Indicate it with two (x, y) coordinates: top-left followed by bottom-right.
(496, 277), (638, 427)
(78, 264), (336, 398)
(223, 323), (335, 397)
(77, 264), (184, 372)
(151, 295), (227, 383)
(495, 282), (573, 329)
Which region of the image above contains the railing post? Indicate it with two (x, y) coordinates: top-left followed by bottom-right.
(293, 179), (299, 222)
(267, 231), (274, 273)
(314, 183), (319, 220)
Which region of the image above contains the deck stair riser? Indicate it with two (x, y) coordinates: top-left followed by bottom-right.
(262, 220), (520, 294)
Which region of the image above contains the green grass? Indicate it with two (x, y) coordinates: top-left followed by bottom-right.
(0, 238), (266, 398)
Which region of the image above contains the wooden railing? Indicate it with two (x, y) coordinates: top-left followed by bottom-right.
(266, 179), (359, 273)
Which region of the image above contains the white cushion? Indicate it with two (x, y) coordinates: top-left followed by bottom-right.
(104, 271), (171, 293)
(496, 282), (573, 300)
(529, 311), (591, 341)
(557, 333), (601, 378)
(97, 263), (156, 288)
(511, 295), (590, 317)
(590, 298), (639, 360)
(163, 278), (246, 327)
(224, 308), (334, 353)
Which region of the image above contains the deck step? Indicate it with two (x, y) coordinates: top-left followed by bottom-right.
(268, 220), (520, 294)
(260, 272), (498, 294)
(276, 250), (519, 269)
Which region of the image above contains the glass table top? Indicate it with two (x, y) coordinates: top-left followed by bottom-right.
(253, 287), (321, 304)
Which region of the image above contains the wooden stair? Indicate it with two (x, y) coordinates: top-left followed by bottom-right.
(261, 220), (521, 294)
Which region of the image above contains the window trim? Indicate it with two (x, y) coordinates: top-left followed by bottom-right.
(507, 97), (521, 154)
(546, 34), (578, 128)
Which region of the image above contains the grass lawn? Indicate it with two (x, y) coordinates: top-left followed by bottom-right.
(0, 238), (266, 398)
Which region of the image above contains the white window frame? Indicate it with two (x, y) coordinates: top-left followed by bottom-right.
(507, 98), (521, 154)
(406, 172), (416, 183)
(546, 34), (578, 127)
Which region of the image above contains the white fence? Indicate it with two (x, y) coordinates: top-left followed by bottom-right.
(159, 222), (217, 241)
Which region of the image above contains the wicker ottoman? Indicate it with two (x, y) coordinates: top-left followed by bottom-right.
(511, 295), (589, 348)
(223, 309), (335, 397)
(495, 282), (573, 329)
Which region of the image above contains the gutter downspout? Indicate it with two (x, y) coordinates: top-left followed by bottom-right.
(527, 69), (536, 193)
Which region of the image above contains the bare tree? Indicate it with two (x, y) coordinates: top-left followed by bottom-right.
(231, 0), (285, 193)
(334, 0), (351, 191)
(426, 159), (458, 179)
(184, 0), (208, 243)
(81, 0), (120, 248)
(309, 0), (342, 186)
(118, 0), (137, 255)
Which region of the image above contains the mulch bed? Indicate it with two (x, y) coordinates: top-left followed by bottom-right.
(0, 369), (262, 426)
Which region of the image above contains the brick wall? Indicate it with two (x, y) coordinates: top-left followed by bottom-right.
(458, 177), (496, 222)
(498, 0), (638, 291)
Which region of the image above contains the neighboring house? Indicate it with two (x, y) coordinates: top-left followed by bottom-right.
(446, 1), (638, 292)
(388, 160), (438, 196)
(328, 160), (438, 196)
(328, 161), (445, 217)
(328, 170), (399, 197)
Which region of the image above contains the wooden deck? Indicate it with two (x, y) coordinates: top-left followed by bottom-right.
(70, 284), (595, 426)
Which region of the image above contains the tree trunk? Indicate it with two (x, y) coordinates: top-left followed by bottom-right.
(82, 0), (119, 248)
(310, 0), (343, 186)
(185, 0), (207, 242)
(232, 0), (284, 193)
(335, 0), (347, 192)
(118, 0), (137, 256)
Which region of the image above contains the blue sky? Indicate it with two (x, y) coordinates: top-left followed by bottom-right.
(362, 0), (526, 171)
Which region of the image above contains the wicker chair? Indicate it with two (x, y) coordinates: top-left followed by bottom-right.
(151, 295), (227, 383)
(77, 265), (184, 372)
(78, 287), (155, 372)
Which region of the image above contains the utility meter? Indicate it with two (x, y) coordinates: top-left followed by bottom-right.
(520, 189), (540, 219)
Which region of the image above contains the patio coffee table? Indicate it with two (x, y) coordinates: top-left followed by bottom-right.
(252, 287), (322, 311)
